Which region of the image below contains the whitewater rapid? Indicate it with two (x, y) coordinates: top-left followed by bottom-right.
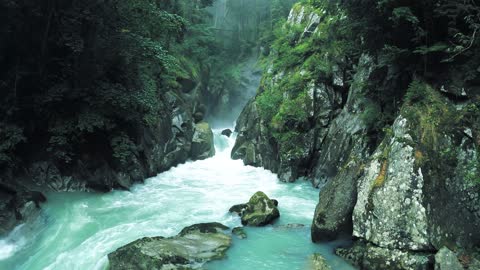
(0, 130), (354, 270)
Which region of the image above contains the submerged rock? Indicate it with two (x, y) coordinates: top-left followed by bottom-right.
(108, 222), (231, 270)
(336, 241), (434, 270)
(230, 191), (280, 226)
(221, 129), (233, 137)
(434, 247), (463, 270)
(275, 223), (305, 230)
(308, 253), (331, 270)
(190, 121), (215, 160)
(232, 227), (247, 239)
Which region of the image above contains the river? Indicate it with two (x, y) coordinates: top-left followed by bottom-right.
(0, 130), (355, 270)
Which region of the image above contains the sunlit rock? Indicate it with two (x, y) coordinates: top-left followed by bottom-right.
(190, 122), (215, 160)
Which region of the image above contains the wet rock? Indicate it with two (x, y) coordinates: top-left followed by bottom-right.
(190, 122), (215, 160)
(336, 241), (434, 270)
(229, 203), (248, 216)
(221, 129), (233, 137)
(270, 199), (278, 207)
(108, 222), (231, 270)
(308, 253), (331, 270)
(178, 222), (229, 236)
(0, 184), (46, 236)
(230, 191), (280, 226)
(232, 227), (247, 239)
(275, 223), (305, 230)
(435, 247), (463, 270)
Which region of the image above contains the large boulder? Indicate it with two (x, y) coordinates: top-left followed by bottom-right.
(229, 191), (280, 226)
(190, 122), (215, 160)
(352, 116), (432, 251)
(108, 223), (231, 270)
(311, 55), (373, 242)
(221, 129), (233, 137)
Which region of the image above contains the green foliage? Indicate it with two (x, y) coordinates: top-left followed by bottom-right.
(0, 0), (212, 169)
(111, 133), (138, 166)
(256, 88), (284, 122)
(272, 91), (311, 130)
(403, 80), (458, 147)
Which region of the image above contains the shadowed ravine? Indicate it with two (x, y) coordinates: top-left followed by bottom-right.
(0, 131), (355, 270)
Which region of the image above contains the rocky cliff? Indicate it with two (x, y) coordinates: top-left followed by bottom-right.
(232, 3), (480, 269)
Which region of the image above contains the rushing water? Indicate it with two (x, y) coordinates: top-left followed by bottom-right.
(0, 130), (355, 270)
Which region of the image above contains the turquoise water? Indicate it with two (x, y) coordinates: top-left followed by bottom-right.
(0, 131), (355, 270)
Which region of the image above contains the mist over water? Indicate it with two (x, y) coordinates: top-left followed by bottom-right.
(206, 54), (262, 128)
(0, 132), (355, 270)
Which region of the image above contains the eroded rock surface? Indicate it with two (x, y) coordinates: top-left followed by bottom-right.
(108, 223), (231, 270)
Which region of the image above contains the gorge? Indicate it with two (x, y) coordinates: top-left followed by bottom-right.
(1, 0), (480, 269)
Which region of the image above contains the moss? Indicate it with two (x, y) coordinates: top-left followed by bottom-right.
(403, 80), (458, 149)
(373, 160), (388, 188)
(414, 149), (425, 168)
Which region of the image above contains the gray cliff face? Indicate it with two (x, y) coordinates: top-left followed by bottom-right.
(0, 86), (216, 236)
(352, 116), (431, 251)
(233, 3), (480, 269)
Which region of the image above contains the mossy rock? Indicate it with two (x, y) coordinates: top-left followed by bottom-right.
(108, 223), (231, 270)
(190, 122), (215, 160)
(232, 227), (247, 239)
(230, 191), (280, 226)
(228, 203), (248, 216)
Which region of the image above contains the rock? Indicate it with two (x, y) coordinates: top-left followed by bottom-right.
(336, 241), (434, 270)
(230, 191), (280, 226)
(178, 222), (229, 236)
(231, 99), (279, 171)
(275, 223), (305, 230)
(352, 116), (432, 251)
(435, 247), (463, 270)
(232, 227), (247, 239)
(311, 55), (373, 242)
(190, 122), (215, 160)
(270, 199), (278, 207)
(108, 222), (231, 270)
(221, 129), (233, 137)
(193, 111), (204, 123)
(0, 184), (46, 236)
(229, 203), (248, 216)
(308, 253), (331, 270)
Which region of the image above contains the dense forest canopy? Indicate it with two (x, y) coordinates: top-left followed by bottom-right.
(0, 0), (295, 178)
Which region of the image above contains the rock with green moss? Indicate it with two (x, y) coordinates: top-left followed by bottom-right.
(230, 191), (280, 226)
(190, 122), (215, 160)
(308, 253), (331, 270)
(232, 227), (247, 239)
(107, 222), (231, 270)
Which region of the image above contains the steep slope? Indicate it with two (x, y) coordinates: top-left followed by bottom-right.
(232, 1), (480, 268)
(0, 0), (218, 235)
